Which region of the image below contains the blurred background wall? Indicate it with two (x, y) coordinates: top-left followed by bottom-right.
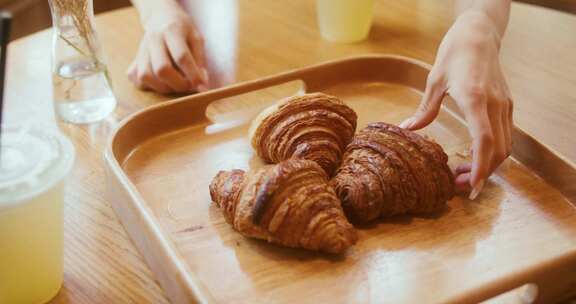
(0, 0), (131, 40)
(0, 0), (574, 41)
(519, 0), (576, 14)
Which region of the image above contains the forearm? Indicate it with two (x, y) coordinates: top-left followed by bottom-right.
(130, 0), (183, 29)
(455, 0), (511, 39)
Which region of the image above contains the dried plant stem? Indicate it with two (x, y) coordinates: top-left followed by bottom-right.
(50, 0), (100, 65)
(59, 35), (89, 58)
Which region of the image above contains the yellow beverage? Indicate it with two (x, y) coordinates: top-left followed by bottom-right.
(0, 126), (74, 304)
(316, 0), (375, 43)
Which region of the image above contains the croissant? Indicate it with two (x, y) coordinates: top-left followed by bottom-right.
(248, 93), (357, 176)
(209, 159), (358, 254)
(331, 122), (454, 222)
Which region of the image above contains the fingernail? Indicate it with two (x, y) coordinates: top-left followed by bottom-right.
(519, 284), (538, 304)
(200, 68), (209, 84)
(399, 117), (415, 129)
(469, 179), (485, 200)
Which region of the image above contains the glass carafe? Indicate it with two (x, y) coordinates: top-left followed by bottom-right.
(48, 0), (116, 124)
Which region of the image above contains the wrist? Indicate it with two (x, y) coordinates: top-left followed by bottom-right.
(136, 0), (183, 31)
(454, 11), (502, 50)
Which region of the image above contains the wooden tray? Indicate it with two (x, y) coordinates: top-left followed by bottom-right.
(104, 55), (576, 304)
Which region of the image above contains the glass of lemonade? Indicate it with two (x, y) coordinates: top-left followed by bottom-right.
(0, 125), (75, 304)
(316, 0), (375, 43)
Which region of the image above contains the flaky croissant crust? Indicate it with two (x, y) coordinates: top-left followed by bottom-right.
(249, 93), (357, 176)
(210, 159), (358, 254)
(332, 122), (454, 222)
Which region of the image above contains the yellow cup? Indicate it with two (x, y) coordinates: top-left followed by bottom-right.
(0, 125), (75, 304)
(316, 0), (375, 43)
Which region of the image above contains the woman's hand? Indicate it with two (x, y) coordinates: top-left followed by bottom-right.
(127, 1), (208, 94)
(399, 11), (514, 199)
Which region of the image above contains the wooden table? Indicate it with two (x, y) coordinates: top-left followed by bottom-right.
(3, 1), (576, 303)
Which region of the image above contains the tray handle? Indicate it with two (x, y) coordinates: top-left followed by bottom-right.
(204, 79), (306, 133)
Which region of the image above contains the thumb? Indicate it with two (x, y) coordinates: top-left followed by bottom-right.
(400, 75), (445, 130)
